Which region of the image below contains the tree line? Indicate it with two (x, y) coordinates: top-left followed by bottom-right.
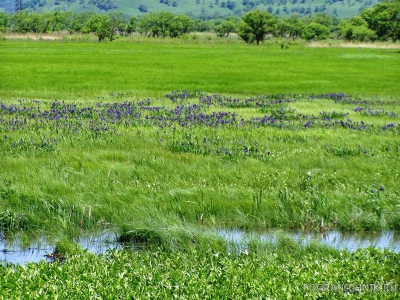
(0, 0), (398, 43)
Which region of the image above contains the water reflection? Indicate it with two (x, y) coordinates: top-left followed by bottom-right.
(0, 232), (122, 265)
(1, 229), (399, 265)
(218, 229), (400, 253)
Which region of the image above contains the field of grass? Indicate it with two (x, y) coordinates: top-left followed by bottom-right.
(0, 38), (399, 297)
(1, 37), (399, 100)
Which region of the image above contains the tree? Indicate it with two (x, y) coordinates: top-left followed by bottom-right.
(138, 12), (192, 38)
(215, 20), (236, 37)
(85, 14), (115, 42)
(170, 14), (194, 38)
(28, 13), (46, 33)
(238, 10), (277, 44)
(138, 11), (175, 38)
(361, 0), (400, 42)
(0, 12), (10, 33)
(284, 14), (305, 39)
(47, 11), (65, 32)
(71, 12), (96, 34)
(138, 4), (148, 12)
(302, 22), (329, 41)
(226, 0), (236, 10)
(338, 16), (376, 41)
(109, 12), (127, 37)
(126, 16), (137, 35)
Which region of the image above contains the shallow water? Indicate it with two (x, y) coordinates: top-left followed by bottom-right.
(218, 229), (400, 253)
(1, 229), (399, 265)
(0, 232), (122, 265)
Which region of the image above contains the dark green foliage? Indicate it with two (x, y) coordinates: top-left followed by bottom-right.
(238, 9), (277, 43)
(138, 11), (193, 38)
(54, 239), (84, 256)
(118, 227), (163, 245)
(0, 12), (10, 33)
(302, 21), (329, 40)
(138, 3), (148, 12)
(85, 12), (125, 41)
(361, 0), (400, 42)
(338, 16), (377, 41)
(215, 19), (236, 36)
(0, 210), (29, 231)
(274, 14), (304, 39)
(88, 0), (118, 11)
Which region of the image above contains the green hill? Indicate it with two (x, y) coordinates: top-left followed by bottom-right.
(0, 0), (384, 18)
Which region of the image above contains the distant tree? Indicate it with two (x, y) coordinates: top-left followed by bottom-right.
(61, 11), (93, 34)
(75, 11), (96, 33)
(138, 11), (175, 37)
(285, 14), (304, 39)
(238, 9), (277, 44)
(46, 11), (65, 32)
(0, 12), (10, 33)
(338, 16), (376, 41)
(109, 12), (127, 36)
(28, 13), (47, 33)
(10, 11), (30, 33)
(313, 12), (335, 27)
(138, 4), (148, 12)
(226, 0), (236, 10)
(302, 22), (329, 41)
(274, 14), (304, 39)
(215, 20), (236, 36)
(170, 14), (194, 37)
(85, 14), (116, 41)
(193, 19), (215, 31)
(126, 15), (136, 35)
(361, 0), (400, 42)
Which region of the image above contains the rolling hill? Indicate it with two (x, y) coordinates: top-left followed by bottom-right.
(0, 0), (384, 18)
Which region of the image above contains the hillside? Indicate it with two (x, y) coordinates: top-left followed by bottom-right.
(0, 0), (384, 18)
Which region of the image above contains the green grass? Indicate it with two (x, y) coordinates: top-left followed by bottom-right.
(0, 39), (399, 238)
(0, 91), (399, 236)
(1, 38), (399, 100)
(0, 38), (399, 296)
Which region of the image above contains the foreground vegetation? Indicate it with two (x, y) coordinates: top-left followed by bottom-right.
(1, 241), (399, 298)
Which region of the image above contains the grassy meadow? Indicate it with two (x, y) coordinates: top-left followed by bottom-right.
(1, 38), (400, 99)
(0, 38), (400, 297)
